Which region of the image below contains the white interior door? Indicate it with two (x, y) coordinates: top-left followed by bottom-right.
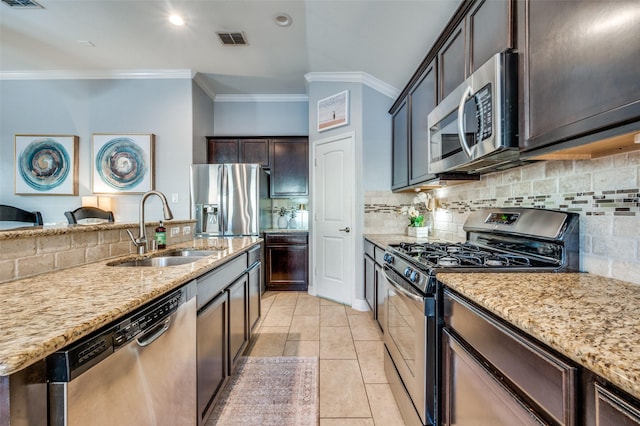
(313, 133), (354, 305)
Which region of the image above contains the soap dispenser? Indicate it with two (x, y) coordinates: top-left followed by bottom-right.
(155, 220), (166, 249)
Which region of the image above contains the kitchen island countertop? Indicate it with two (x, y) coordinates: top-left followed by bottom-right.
(438, 272), (640, 401)
(0, 236), (261, 376)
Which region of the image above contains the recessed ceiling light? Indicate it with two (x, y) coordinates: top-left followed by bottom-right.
(169, 14), (184, 26)
(274, 13), (292, 27)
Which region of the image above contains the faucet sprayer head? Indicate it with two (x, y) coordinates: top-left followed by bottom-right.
(163, 204), (174, 221)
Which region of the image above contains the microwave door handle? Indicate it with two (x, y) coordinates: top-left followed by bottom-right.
(457, 85), (474, 158)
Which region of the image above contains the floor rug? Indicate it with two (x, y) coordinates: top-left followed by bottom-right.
(207, 356), (319, 426)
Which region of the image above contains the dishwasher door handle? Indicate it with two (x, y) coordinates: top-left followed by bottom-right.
(137, 316), (172, 347)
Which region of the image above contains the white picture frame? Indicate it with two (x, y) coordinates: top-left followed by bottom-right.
(317, 90), (349, 132)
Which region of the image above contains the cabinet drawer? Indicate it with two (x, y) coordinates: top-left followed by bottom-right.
(445, 290), (577, 425)
(364, 239), (375, 258)
(197, 253), (247, 310)
(374, 246), (386, 265)
(266, 233), (308, 245)
(247, 244), (261, 267)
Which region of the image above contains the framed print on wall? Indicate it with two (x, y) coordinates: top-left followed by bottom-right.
(317, 90), (349, 132)
(14, 134), (79, 195)
(92, 133), (155, 194)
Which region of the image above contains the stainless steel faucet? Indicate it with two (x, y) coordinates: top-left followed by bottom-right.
(127, 190), (174, 254)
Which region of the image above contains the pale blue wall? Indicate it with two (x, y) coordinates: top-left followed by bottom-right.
(213, 100), (308, 136)
(362, 86), (393, 191)
(192, 82), (216, 164)
(0, 78), (194, 223)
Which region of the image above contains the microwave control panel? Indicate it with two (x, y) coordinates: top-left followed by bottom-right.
(474, 83), (493, 141)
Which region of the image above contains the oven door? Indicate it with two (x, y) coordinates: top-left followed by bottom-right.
(427, 50), (517, 174)
(383, 265), (436, 425)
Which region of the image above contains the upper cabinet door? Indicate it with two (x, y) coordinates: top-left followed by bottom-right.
(239, 139), (270, 168)
(438, 21), (466, 102)
(270, 138), (309, 197)
(522, 0), (640, 153)
(409, 62), (437, 185)
(391, 99), (409, 190)
(207, 138), (239, 163)
(467, 0), (512, 74)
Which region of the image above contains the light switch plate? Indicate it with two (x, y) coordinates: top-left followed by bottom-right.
(171, 193), (179, 203)
(170, 227), (180, 237)
(183, 226), (191, 235)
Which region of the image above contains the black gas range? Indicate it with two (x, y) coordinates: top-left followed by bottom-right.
(381, 207), (580, 426)
(383, 207), (580, 296)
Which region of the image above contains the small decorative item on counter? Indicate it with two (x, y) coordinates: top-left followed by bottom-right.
(278, 207), (289, 229)
(400, 191), (434, 232)
(155, 220), (166, 249)
(288, 209), (298, 229)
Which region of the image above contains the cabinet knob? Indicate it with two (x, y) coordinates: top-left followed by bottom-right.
(339, 227), (351, 233)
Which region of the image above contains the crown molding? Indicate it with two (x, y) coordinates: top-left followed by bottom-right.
(304, 71), (399, 99)
(213, 94), (308, 103)
(192, 73), (217, 100)
(0, 69), (194, 80)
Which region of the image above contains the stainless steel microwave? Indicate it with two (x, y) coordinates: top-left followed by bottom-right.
(427, 51), (519, 174)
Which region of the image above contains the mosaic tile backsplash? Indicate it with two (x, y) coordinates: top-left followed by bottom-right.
(365, 149), (640, 285)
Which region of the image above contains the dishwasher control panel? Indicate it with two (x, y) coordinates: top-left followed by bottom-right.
(47, 287), (185, 382)
(113, 290), (183, 348)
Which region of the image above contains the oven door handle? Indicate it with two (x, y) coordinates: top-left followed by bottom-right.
(383, 265), (424, 304)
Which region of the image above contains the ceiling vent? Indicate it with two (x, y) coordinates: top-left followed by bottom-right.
(2, 0), (43, 8)
(216, 32), (248, 46)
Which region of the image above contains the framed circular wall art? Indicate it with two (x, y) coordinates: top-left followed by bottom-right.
(92, 133), (155, 194)
(14, 134), (79, 195)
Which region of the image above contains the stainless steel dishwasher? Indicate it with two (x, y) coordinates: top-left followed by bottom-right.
(47, 281), (197, 426)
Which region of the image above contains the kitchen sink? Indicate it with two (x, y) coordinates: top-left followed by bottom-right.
(109, 257), (203, 267)
(165, 249), (224, 257)
(107, 247), (225, 267)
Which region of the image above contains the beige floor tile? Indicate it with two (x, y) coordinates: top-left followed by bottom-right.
(283, 340), (320, 357)
(320, 419), (374, 426)
(294, 295), (320, 315)
(246, 326), (288, 357)
(365, 383), (405, 426)
(320, 326), (356, 359)
(260, 293), (276, 314)
(321, 305), (349, 326)
(354, 341), (387, 384)
(261, 305), (295, 327)
(320, 359), (371, 418)
(348, 314), (383, 341)
(319, 297), (345, 306)
(345, 306), (371, 316)
(288, 315), (320, 341)
(271, 291), (299, 306)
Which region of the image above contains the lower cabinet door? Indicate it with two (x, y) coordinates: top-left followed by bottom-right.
(442, 329), (546, 426)
(248, 262), (261, 334)
(594, 383), (640, 426)
(196, 292), (227, 425)
(227, 274), (248, 373)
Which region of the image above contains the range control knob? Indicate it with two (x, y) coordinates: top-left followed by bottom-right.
(404, 267), (412, 278)
(409, 271), (419, 283)
(383, 253), (394, 264)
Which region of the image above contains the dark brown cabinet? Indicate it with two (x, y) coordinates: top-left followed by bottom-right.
(207, 138), (239, 164)
(391, 99), (409, 190)
(270, 138), (309, 197)
(265, 232), (308, 291)
(227, 274), (248, 373)
(207, 138), (270, 167)
(409, 62), (437, 185)
(438, 21), (466, 102)
(521, 0), (640, 154)
(467, 0), (511, 74)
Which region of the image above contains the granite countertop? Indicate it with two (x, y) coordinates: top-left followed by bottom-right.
(262, 228), (308, 233)
(438, 272), (640, 400)
(0, 236), (261, 377)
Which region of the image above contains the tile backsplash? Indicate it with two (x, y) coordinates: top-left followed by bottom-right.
(365, 150), (640, 285)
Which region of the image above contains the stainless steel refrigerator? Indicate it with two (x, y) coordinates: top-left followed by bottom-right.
(190, 164), (269, 236)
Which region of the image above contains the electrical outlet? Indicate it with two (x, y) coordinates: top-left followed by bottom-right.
(171, 193), (179, 203)
(171, 227), (180, 237)
(183, 226), (191, 235)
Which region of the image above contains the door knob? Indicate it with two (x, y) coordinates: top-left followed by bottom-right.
(339, 227), (351, 233)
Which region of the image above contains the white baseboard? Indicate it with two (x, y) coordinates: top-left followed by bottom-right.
(351, 298), (370, 312)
